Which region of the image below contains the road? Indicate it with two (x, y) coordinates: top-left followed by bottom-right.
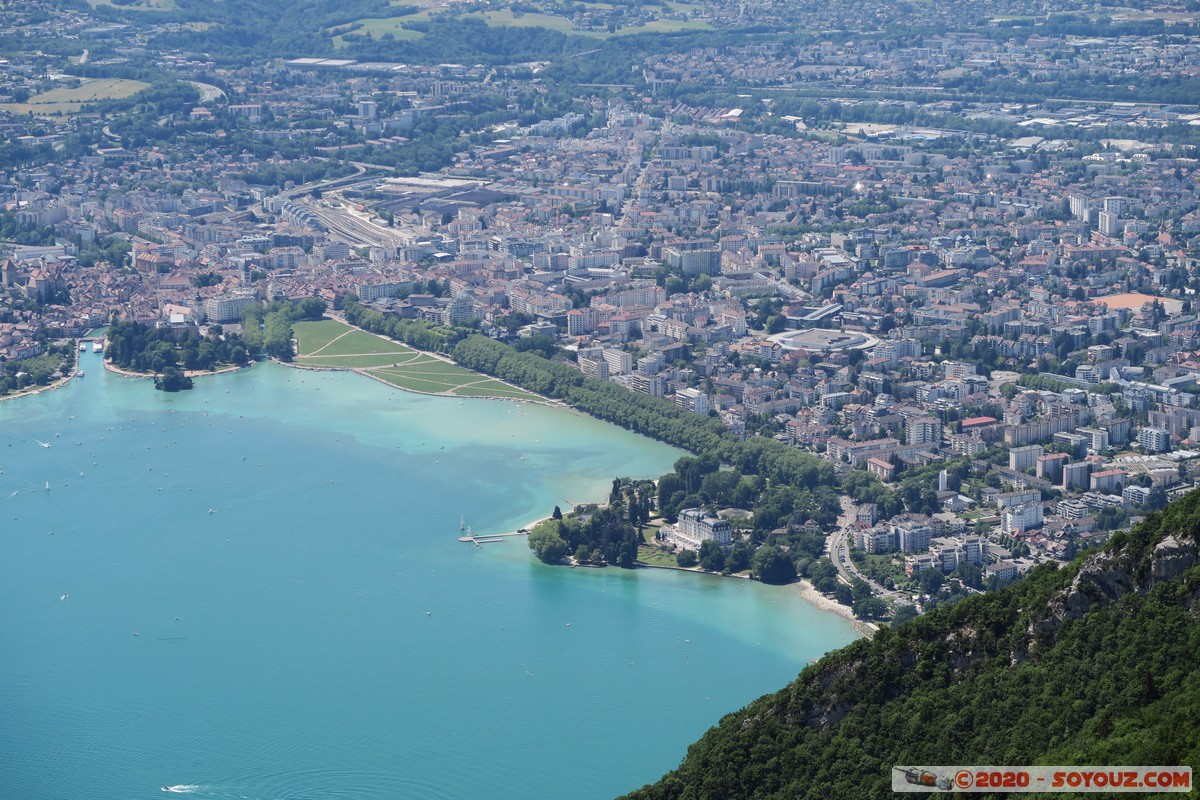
(828, 496), (905, 604)
(188, 81), (226, 103)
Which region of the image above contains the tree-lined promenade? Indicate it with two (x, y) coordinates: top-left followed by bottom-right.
(337, 302), (868, 599)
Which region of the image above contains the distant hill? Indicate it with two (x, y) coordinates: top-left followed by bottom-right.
(622, 491), (1200, 799)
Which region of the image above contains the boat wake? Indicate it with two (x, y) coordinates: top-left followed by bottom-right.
(161, 785), (201, 793)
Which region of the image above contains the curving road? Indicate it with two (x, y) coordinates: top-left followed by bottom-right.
(188, 81), (226, 103)
(829, 495), (903, 603)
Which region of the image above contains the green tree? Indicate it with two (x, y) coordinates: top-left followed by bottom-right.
(698, 540), (726, 572)
(891, 603), (919, 628)
(528, 525), (568, 564)
(752, 545), (796, 584)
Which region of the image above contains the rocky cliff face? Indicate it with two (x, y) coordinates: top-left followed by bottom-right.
(1027, 531), (1199, 656)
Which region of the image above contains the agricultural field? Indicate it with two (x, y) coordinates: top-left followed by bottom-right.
(292, 319), (541, 401)
(0, 78), (150, 116)
(329, 16), (426, 48)
(331, 0), (712, 46)
(467, 9), (577, 33)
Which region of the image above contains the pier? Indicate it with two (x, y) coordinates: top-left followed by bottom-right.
(458, 530), (531, 545)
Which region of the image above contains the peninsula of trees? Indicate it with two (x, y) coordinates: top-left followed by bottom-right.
(102, 298), (326, 390)
(104, 318), (249, 391)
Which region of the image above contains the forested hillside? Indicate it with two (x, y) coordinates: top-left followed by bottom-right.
(622, 490), (1200, 800)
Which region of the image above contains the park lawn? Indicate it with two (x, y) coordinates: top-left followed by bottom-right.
(308, 329), (414, 358)
(453, 383), (542, 400)
(1, 78), (150, 115)
(293, 319), (359, 355)
(370, 363), (479, 384)
(297, 353), (414, 369)
(294, 319), (544, 400)
(364, 371), (466, 394)
(382, 357), (476, 376)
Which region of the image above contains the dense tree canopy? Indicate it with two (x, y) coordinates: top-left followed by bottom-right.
(105, 319), (249, 377)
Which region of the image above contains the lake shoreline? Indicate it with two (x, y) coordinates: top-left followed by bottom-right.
(507, 511), (874, 635)
(0, 371), (75, 403)
(102, 359), (253, 381)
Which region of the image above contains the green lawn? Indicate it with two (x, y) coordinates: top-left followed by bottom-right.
(454, 383), (540, 400)
(330, 15), (428, 47)
(374, 369), (473, 387)
(367, 365), (544, 400)
(468, 9), (577, 32)
(364, 373), (455, 393)
(0, 78), (150, 116)
(293, 319), (543, 400)
(306, 328), (414, 359)
(378, 357), (475, 376)
(299, 353), (416, 369)
(293, 318), (355, 353)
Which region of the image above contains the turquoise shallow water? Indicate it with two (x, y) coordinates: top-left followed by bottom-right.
(0, 353), (859, 800)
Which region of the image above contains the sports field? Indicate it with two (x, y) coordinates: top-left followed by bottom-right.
(293, 319), (542, 401)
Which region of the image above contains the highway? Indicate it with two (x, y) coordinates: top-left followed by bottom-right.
(188, 81), (226, 103)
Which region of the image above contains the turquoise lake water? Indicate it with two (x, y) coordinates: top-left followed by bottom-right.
(0, 352), (859, 800)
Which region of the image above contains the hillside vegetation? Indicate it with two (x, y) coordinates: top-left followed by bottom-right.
(622, 490), (1200, 799)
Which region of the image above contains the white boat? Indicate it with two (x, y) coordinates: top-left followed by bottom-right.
(92, 341), (102, 352)
(79, 342), (87, 351)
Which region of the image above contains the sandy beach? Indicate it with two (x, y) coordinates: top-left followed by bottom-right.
(797, 578), (878, 637)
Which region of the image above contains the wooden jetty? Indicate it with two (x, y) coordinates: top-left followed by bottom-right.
(458, 530), (531, 544)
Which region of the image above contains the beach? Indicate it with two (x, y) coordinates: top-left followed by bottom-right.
(797, 579), (878, 636)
